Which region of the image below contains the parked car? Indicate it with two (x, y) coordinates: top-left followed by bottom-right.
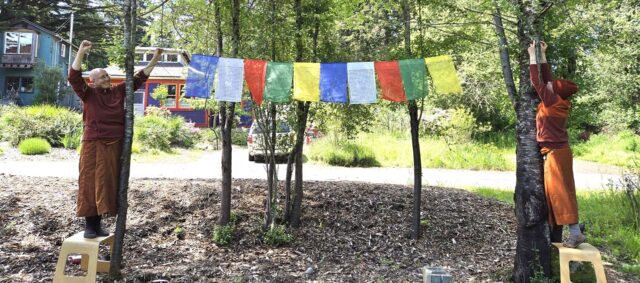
(247, 121), (295, 162)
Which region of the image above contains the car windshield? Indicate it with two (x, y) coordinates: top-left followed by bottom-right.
(252, 122), (290, 134)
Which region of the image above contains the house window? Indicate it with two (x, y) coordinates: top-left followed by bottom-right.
(6, 77), (19, 92)
(20, 77), (33, 92)
(136, 53), (145, 62)
(60, 43), (66, 57)
(179, 84), (190, 108)
(5, 77), (33, 93)
(144, 53), (154, 62)
(165, 84), (177, 108)
(165, 54), (178, 62)
(4, 32), (33, 54)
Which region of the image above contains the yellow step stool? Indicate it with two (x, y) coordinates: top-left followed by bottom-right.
(552, 242), (607, 283)
(53, 231), (114, 283)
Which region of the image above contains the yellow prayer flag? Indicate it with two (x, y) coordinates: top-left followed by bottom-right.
(424, 55), (463, 94)
(293, 62), (321, 102)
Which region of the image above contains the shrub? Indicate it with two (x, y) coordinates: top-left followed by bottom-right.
(307, 139), (380, 167)
(18, 138), (51, 155)
(135, 116), (172, 151)
(144, 106), (171, 118)
(264, 224), (292, 246)
(212, 224), (233, 246)
(61, 131), (82, 150)
(0, 105), (82, 147)
(134, 111), (199, 152)
(231, 128), (248, 146)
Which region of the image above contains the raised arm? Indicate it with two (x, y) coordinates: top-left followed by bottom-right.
(116, 48), (162, 93)
(528, 41), (558, 106)
(68, 40), (93, 101)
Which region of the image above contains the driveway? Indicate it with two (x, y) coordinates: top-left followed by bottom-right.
(0, 147), (623, 191)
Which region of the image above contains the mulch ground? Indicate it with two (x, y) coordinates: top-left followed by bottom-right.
(0, 174), (631, 282)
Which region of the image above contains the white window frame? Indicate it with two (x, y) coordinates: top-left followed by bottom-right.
(3, 31), (33, 54)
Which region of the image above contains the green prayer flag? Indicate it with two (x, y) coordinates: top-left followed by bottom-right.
(399, 59), (428, 100)
(263, 62), (293, 103)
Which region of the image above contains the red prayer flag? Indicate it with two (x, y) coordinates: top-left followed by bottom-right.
(244, 59), (268, 105)
(374, 61), (406, 102)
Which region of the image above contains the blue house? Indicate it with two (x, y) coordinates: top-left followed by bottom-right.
(0, 19), (76, 106)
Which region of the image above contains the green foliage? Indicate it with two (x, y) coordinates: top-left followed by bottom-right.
(144, 106), (172, 118)
(573, 131), (640, 168)
(150, 85), (169, 106)
(134, 108), (199, 152)
(0, 105), (82, 147)
(135, 116), (172, 151)
(212, 224), (233, 246)
(61, 132), (82, 150)
(18, 138), (51, 155)
(231, 128), (248, 146)
(307, 138), (380, 167)
(318, 132), (513, 171)
(264, 224), (292, 247)
(32, 62), (71, 105)
(174, 225), (185, 240)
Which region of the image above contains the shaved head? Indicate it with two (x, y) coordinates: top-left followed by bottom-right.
(89, 68), (111, 88)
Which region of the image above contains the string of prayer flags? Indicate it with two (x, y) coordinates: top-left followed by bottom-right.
(374, 61), (407, 102)
(215, 57), (244, 102)
(424, 55), (463, 94)
(347, 62), (377, 104)
(320, 62), (348, 103)
(399, 59), (428, 100)
(263, 62), (293, 103)
(293, 63), (321, 102)
(184, 54), (218, 98)
(244, 59), (267, 105)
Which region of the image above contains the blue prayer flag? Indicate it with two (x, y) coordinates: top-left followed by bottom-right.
(185, 54), (218, 98)
(320, 63), (348, 103)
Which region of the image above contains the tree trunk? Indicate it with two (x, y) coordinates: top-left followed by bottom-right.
(290, 102), (310, 228)
(110, 0), (136, 279)
(400, 0), (423, 240)
(492, 4), (517, 108)
(511, 1), (552, 281)
(219, 0), (240, 226)
(288, 0), (305, 228)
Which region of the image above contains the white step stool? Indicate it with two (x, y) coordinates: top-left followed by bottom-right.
(552, 242), (608, 283)
(53, 231), (114, 283)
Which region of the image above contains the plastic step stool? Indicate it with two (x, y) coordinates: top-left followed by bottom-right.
(53, 231), (114, 283)
(552, 242), (607, 283)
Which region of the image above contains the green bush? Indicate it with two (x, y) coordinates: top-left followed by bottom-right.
(212, 224), (233, 246)
(61, 132), (82, 150)
(0, 105), (82, 147)
(18, 138), (51, 155)
(264, 224), (292, 246)
(307, 139), (380, 167)
(134, 114), (199, 152)
(135, 116), (172, 151)
(231, 128), (248, 146)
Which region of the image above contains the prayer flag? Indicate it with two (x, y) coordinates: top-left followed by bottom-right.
(184, 54), (218, 98)
(424, 55), (463, 94)
(244, 59), (267, 105)
(215, 57), (244, 102)
(263, 62), (293, 103)
(346, 62), (377, 104)
(374, 61), (406, 102)
(293, 62), (321, 102)
(320, 62), (348, 103)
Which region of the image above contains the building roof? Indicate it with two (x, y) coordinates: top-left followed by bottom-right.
(82, 63), (187, 80)
(8, 19), (77, 49)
